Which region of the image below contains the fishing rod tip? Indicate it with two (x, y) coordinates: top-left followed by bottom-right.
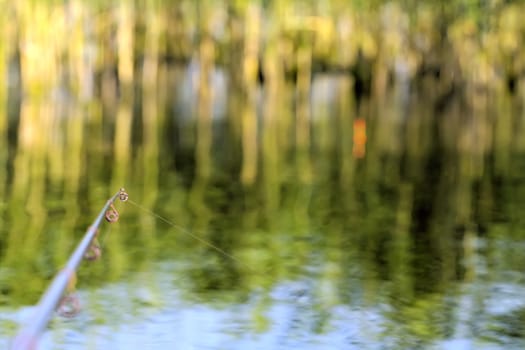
(119, 188), (129, 202)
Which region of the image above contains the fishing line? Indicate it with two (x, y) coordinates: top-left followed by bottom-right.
(126, 199), (255, 272)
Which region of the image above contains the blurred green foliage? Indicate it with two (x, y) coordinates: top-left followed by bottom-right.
(1, 0), (525, 348)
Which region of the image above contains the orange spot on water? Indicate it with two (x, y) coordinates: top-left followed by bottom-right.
(353, 118), (367, 158)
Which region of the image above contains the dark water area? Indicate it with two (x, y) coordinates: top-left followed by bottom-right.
(2, 1), (525, 348)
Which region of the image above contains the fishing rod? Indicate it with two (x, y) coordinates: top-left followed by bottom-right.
(10, 188), (129, 350)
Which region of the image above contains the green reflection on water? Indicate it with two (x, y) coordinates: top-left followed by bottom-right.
(2, 1), (525, 349)
(2, 83), (525, 348)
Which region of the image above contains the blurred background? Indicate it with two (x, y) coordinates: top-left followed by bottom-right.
(1, 0), (525, 349)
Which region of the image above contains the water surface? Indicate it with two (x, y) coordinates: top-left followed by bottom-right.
(1, 3), (525, 347)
